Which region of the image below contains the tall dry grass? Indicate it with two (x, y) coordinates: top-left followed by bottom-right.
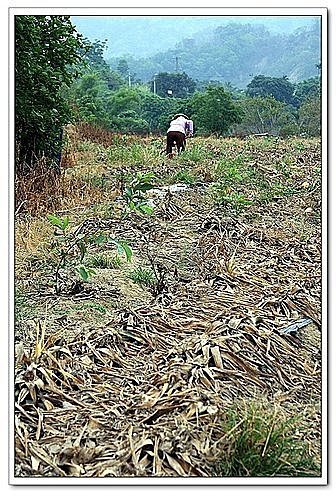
(15, 124), (124, 217)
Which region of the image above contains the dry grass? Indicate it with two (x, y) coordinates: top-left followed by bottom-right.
(15, 218), (53, 277)
(14, 129), (322, 478)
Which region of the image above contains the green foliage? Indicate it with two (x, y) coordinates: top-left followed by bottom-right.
(128, 267), (157, 287)
(141, 93), (173, 132)
(47, 214), (70, 231)
(298, 97), (321, 137)
(295, 77), (321, 106)
(216, 401), (320, 477)
(106, 87), (150, 134)
(236, 96), (298, 136)
(214, 157), (245, 183)
(70, 72), (111, 126)
(108, 143), (161, 167)
(76, 265), (96, 282)
(190, 86), (242, 136)
(79, 38), (125, 92)
(153, 72), (196, 98)
(110, 21), (320, 88)
(15, 15), (87, 172)
(173, 168), (197, 185)
(178, 144), (211, 163)
(211, 188), (252, 212)
(246, 75), (298, 107)
(88, 253), (122, 269)
(47, 215), (132, 294)
(122, 172), (155, 216)
(117, 58), (130, 78)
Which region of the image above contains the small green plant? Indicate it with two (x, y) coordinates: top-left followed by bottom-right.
(215, 157), (245, 183)
(215, 400), (320, 477)
(47, 215), (132, 294)
(72, 302), (107, 315)
(173, 168), (197, 185)
(88, 252), (122, 269)
(123, 171), (155, 216)
(178, 144), (210, 163)
(128, 266), (157, 287)
(108, 144), (160, 167)
(258, 182), (297, 203)
(210, 187), (252, 212)
(83, 173), (110, 189)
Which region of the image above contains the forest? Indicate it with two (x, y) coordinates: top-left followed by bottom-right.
(14, 15), (322, 481)
(106, 20), (321, 86)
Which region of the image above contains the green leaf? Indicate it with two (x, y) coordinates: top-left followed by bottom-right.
(87, 268), (97, 278)
(138, 204), (153, 215)
(76, 240), (87, 262)
(116, 240), (132, 262)
(124, 187), (133, 198)
(133, 182), (154, 192)
(62, 216), (70, 230)
(95, 234), (107, 245)
(76, 266), (89, 282)
(47, 214), (69, 231)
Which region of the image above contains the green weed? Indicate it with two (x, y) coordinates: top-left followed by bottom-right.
(128, 266), (157, 287)
(173, 168), (197, 185)
(210, 186), (252, 212)
(215, 400), (320, 477)
(178, 144), (211, 163)
(88, 253), (122, 269)
(82, 173), (110, 189)
(214, 157), (245, 184)
(123, 171), (155, 216)
(108, 144), (160, 167)
(258, 182), (297, 203)
(47, 215), (132, 294)
(72, 302), (107, 315)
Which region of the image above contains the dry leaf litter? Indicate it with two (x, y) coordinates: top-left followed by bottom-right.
(14, 137), (321, 477)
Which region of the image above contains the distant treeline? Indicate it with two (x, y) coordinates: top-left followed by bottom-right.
(68, 38), (321, 138)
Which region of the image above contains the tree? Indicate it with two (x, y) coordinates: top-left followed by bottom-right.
(236, 96), (298, 136)
(15, 15), (87, 173)
(81, 38), (108, 68)
(69, 72), (111, 126)
(117, 59), (130, 78)
(298, 97), (321, 136)
(106, 87), (150, 134)
(294, 77), (321, 106)
(154, 72), (196, 98)
(190, 86), (242, 136)
(246, 75), (298, 107)
(141, 93), (172, 132)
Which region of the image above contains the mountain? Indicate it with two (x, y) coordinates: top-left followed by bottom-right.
(71, 15), (318, 58)
(107, 20), (321, 88)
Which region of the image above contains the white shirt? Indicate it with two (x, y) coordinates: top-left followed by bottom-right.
(167, 116), (188, 135)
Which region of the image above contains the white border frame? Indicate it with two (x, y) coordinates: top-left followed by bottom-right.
(8, 6), (328, 486)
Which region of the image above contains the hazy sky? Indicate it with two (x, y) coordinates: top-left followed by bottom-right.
(71, 15), (319, 57)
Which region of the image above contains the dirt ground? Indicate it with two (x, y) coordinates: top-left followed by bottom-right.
(14, 134), (322, 478)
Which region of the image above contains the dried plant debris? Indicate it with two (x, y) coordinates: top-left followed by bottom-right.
(14, 136), (322, 478)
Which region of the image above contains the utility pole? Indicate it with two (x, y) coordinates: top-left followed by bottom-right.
(128, 72), (131, 87)
(175, 56), (179, 73)
(153, 74), (157, 94)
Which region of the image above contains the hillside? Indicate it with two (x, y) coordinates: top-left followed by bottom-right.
(107, 21), (321, 87)
(71, 15), (318, 59)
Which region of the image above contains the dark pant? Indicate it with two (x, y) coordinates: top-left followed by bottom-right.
(166, 131), (186, 154)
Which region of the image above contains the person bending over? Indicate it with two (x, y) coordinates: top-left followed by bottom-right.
(166, 113), (193, 156)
